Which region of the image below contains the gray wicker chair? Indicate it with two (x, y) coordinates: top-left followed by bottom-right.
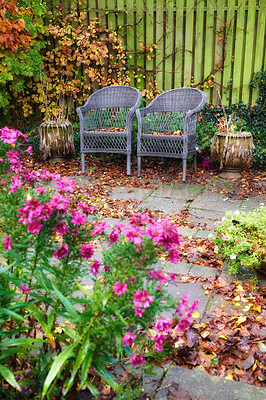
(136, 88), (207, 181)
(77, 85), (142, 175)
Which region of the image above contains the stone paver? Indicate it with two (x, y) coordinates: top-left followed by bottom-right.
(189, 191), (243, 213)
(111, 186), (154, 201)
(151, 183), (203, 200)
(140, 196), (185, 214)
(154, 365), (266, 400)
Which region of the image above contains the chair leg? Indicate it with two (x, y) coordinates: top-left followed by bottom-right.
(127, 155), (131, 175)
(193, 154), (197, 171)
(102, 153), (106, 163)
(81, 153), (85, 173)
(182, 159), (187, 182)
(137, 156), (141, 177)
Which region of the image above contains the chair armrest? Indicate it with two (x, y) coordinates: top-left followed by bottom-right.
(126, 91), (142, 128)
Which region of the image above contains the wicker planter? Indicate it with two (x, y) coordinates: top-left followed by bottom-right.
(211, 131), (254, 179)
(39, 120), (75, 162)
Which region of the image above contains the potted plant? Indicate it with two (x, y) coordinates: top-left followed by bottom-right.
(211, 208), (266, 282)
(38, 96), (75, 162)
(210, 90), (254, 178)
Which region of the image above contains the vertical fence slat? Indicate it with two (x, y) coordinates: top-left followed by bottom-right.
(221, 0), (235, 105)
(212, 0), (226, 104)
(232, 0), (246, 104)
(183, 0), (194, 86)
(194, 0), (205, 89)
(145, 0), (156, 94)
(252, 0), (265, 104)
(125, 0), (136, 85)
(155, 0), (165, 90)
(204, 0), (216, 102)
(174, 0), (185, 87)
(165, 0), (175, 90)
(134, 0), (145, 92)
(242, 0), (256, 104)
(87, 0), (97, 24)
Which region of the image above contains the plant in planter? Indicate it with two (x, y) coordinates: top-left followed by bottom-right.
(211, 208), (266, 282)
(210, 90), (254, 178)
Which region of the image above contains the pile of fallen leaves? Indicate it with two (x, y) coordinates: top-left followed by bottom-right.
(170, 277), (266, 387)
(27, 154), (266, 199)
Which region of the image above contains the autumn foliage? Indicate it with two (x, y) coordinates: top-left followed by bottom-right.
(0, 0), (32, 52)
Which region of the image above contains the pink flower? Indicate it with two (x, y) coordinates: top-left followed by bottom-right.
(133, 289), (154, 309)
(18, 199), (42, 224)
(71, 210), (86, 226)
(53, 244), (69, 259)
(35, 185), (47, 194)
(148, 270), (169, 285)
(187, 301), (199, 318)
(177, 317), (192, 331)
(6, 150), (20, 164)
(169, 245), (179, 263)
(169, 273), (176, 281)
(55, 221), (69, 235)
(146, 221), (163, 243)
(90, 260), (101, 275)
(129, 353), (146, 366)
(92, 222), (108, 235)
(28, 220), (43, 233)
(155, 318), (172, 333)
(20, 284), (30, 295)
(159, 219), (180, 250)
(109, 230), (119, 243)
(126, 227), (144, 246)
(0, 127), (19, 144)
(78, 203), (93, 213)
(38, 203), (54, 221)
(133, 306), (145, 317)
(27, 146), (33, 155)
(113, 281), (127, 296)
(71, 228), (80, 236)
(123, 331), (136, 346)
(39, 170), (58, 181)
(130, 214), (150, 227)
(56, 177), (75, 192)
(50, 194), (69, 215)
(80, 244), (94, 259)
(2, 235), (13, 250)
(8, 176), (22, 194)
(154, 333), (167, 352)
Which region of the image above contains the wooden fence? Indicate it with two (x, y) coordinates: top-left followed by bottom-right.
(46, 0), (266, 105)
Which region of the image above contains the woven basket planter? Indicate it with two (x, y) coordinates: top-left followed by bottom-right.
(39, 120), (75, 162)
(211, 131), (254, 178)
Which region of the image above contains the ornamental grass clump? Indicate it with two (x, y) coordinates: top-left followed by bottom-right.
(0, 127), (197, 399)
(211, 208), (266, 282)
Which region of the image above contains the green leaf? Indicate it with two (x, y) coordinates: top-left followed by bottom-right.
(95, 358), (119, 391)
(52, 284), (79, 320)
(0, 337), (44, 350)
(0, 307), (25, 322)
(62, 333), (91, 396)
(80, 345), (95, 388)
(85, 380), (99, 396)
(0, 347), (29, 362)
(114, 325), (123, 359)
(0, 364), (21, 391)
(42, 342), (77, 398)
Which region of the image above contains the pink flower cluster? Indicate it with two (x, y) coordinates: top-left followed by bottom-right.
(176, 294), (199, 331)
(127, 215), (180, 263)
(0, 127), (27, 145)
(113, 281), (127, 296)
(152, 318), (173, 351)
(133, 289), (154, 317)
